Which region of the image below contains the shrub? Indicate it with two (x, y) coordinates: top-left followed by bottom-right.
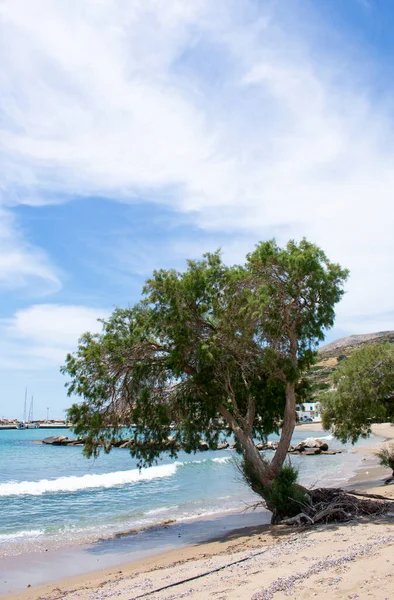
(238, 458), (307, 521)
(376, 443), (394, 476)
(266, 464), (307, 521)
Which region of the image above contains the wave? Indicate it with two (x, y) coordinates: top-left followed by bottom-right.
(0, 529), (45, 542)
(0, 463), (180, 497)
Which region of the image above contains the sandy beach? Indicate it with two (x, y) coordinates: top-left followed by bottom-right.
(2, 423), (394, 600)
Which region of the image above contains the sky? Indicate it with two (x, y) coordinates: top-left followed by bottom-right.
(1, 0), (394, 419)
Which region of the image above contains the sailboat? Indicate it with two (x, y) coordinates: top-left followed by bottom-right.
(16, 389), (28, 429)
(26, 396), (39, 429)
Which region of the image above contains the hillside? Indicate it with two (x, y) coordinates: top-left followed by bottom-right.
(309, 330), (394, 396)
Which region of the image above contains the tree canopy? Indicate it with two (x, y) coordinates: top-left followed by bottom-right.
(321, 343), (394, 443)
(62, 238), (348, 506)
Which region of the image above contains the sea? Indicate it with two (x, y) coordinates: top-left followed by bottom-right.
(0, 427), (376, 560)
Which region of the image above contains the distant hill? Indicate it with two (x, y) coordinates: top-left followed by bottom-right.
(309, 330), (394, 397)
(319, 331), (394, 357)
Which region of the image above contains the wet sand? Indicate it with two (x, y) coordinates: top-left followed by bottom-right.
(2, 423), (394, 600)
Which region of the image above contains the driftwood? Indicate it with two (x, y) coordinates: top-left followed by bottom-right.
(281, 487), (394, 526)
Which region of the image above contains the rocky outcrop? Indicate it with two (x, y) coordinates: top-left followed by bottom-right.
(41, 436), (340, 455)
(42, 436), (73, 445)
(40, 436), (228, 452)
(292, 438), (329, 452)
(256, 437), (341, 455)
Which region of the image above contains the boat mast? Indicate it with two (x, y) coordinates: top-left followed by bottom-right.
(28, 396), (34, 422)
(23, 388), (27, 423)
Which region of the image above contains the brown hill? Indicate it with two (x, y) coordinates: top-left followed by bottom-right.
(309, 330), (394, 396)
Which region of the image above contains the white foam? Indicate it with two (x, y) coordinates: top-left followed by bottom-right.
(0, 463), (180, 497)
(0, 529), (45, 542)
(212, 456), (232, 464)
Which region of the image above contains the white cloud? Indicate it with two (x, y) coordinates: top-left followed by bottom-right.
(0, 304), (110, 370)
(6, 304), (109, 347)
(0, 208), (60, 293)
(0, 0), (393, 336)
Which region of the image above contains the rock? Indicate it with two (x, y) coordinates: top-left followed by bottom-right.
(256, 443), (265, 451)
(293, 443), (304, 452)
(294, 437), (329, 452)
(315, 439), (329, 451)
(217, 442), (229, 450)
(199, 440), (209, 451)
(112, 438), (130, 448)
(302, 437), (321, 448)
(42, 436), (68, 445)
(265, 441), (279, 450)
(303, 448), (322, 455)
(119, 441), (132, 449)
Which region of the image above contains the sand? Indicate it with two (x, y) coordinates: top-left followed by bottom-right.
(2, 423), (394, 600)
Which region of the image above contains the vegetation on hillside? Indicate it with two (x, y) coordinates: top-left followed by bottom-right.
(319, 343), (394, 443)
(305, 332), (394, 405)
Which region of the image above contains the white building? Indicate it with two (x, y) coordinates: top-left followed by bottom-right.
(296, 402), (321, 422)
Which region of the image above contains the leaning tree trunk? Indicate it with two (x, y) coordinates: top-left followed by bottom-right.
(218, 390), (301, 518)
(220, 383), (394, 525)
(268, 382), (297, 480)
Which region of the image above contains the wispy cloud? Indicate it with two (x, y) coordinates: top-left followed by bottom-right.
(0, 304), (109, 370)
(1, 0), (393, 337)
(0, 208), (60, 294)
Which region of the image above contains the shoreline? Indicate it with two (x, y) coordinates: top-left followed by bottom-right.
(2, 423), (393, 600)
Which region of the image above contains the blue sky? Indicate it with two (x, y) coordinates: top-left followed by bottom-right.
(1, 0), (394, 419)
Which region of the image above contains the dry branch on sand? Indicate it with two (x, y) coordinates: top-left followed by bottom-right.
(281, 487), (394, 526)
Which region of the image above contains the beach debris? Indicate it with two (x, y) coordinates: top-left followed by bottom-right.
(279, 487), (394, 526)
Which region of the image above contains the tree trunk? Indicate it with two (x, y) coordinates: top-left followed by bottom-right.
(268, 382), (297, 480)
(218, 391), (302, 519)
(218, 402), (270, 487)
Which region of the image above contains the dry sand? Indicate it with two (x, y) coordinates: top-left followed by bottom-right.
(3, 424), (394, 600)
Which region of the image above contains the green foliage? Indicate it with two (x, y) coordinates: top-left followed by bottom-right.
(246, 239), (349, 367)
(375, 443), (394, 475)
(62, 238), (347, 473)
(267, 464), (307, 520)
(320, 343), (394, 443)
(240, 458), (306, 519)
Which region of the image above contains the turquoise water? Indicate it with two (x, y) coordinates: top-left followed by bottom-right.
(0, 428), (372, 557)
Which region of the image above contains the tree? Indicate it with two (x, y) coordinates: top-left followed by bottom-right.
(376, 443), (394, 482)
(62, 239), (348, 520)
(320, 343), (394, 443)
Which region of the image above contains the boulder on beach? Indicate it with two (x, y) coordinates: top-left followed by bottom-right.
(293, 437), (329, 453)
(266, 441), (279, 450)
